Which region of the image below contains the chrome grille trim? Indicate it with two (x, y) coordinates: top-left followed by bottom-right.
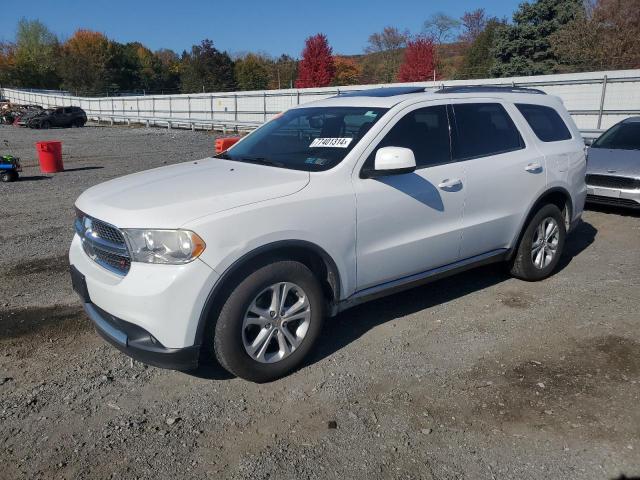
(75, 211), (131, 275)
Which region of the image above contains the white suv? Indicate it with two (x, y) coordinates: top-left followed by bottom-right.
(69, 86), (586, 382)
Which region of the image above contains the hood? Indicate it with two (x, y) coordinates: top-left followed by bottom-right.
(76, 158), (310, 228)
(586, 148), (640, 178)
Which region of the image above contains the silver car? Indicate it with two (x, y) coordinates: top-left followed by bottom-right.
(586, 117), (640, 209)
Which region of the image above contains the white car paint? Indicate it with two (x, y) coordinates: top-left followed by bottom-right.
(70, 89), (586, 354)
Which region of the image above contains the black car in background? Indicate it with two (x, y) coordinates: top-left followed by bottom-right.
(25, 106), (87, 129)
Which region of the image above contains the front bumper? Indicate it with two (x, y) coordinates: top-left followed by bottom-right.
(89, 301), (200, 370)
(69, 233), (220, 367)
(586, 185), (640, 209)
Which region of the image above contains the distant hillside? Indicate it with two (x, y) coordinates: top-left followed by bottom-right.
(341, 41), (468, 83)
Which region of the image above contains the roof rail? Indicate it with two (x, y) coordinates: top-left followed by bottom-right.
(434, 86), (546, 95)
(336, 86), (427, 98)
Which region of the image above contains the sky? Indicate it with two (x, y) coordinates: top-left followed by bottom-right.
(1, 0), (521, 57)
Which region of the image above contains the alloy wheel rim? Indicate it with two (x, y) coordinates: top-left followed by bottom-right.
(242, 282), (311, 363)
(531, 217), (560, 269)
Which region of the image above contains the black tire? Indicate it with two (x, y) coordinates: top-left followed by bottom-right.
(73, 118), (85, 128)
(1, 171), (18, 182)
(211, 260), (325, 382)
(41, 120), (51, 129)
(510, 204), (566, 281)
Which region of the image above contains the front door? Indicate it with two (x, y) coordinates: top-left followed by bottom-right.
(354, 104), (465, 290)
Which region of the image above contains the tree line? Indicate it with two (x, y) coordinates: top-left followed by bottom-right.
(0, 0), (638, 96)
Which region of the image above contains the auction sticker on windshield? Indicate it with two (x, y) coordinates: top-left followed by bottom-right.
(309, 138), (353, 148)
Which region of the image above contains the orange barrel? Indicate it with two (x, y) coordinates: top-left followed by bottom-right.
(36, 141), (64, 173)
(215, 137), (241, 154)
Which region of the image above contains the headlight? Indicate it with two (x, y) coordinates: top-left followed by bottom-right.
(123, 229), (206, 264)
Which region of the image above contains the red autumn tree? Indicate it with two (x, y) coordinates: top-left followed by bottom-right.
(397, 37), (438, 82)
(295, 33), (335, 88)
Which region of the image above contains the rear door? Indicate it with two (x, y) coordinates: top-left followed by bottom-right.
(514, 102), (584, 210)
(52, 108), (66, 127)
(354, 103), (466, 290)
(451, 100), (547, 258)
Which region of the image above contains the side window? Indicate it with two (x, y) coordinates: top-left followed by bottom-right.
(364, 105), (451, 170)
(451, 103), (524, 161)
(515, 103), (572, 142)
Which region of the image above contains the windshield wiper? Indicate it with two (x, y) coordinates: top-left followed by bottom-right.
(238, 157), (286, 168)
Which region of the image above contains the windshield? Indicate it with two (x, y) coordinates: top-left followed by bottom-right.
(592, 122), (640, 150)
(218, 106), (388, 171)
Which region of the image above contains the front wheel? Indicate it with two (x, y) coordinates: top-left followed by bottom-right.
(510, 204), (566, 281)
(212, 260), (325, 382)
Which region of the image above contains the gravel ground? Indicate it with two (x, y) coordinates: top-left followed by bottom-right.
(1, 124), (639, 480)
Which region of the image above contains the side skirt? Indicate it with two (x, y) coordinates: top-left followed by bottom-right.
(332, 249), (509, 315)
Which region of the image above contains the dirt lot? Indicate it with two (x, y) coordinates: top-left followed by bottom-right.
(1, 124), (639, 480)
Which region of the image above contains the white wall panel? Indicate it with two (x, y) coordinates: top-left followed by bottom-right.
(3, 69), (639, 134)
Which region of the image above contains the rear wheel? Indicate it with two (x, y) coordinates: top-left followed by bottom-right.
(1, 171), (18, 182)
(211, 260), (325, 382)
(510, 204), (566, 281)
(73, 118), (85, 128)
(41, 120), (51, 129)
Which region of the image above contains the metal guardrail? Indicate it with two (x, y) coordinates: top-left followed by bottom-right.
(91, 114), (262, 133)
(2, 70), (640, 135)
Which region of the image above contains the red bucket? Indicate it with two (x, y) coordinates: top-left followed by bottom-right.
(36, 141), (63, 173)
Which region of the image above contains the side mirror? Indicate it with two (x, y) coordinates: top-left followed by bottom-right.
(363, 146), (416, 178)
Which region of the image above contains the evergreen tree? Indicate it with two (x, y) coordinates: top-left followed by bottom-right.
(458, 20), (503, 79)
(491, 0), (582, 77)
(180, 40), (235, 93)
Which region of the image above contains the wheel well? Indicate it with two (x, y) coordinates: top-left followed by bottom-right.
(195, 242), (341, 347)
(509, 188), (572, 260)
(534, 189), (572, 227)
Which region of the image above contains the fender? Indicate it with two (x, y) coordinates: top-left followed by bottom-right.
(193, 239), (342, 347)
(507, 186), (573, 260)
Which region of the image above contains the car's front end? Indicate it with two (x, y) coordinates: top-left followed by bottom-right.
(68, 153), (314, 369)
(585, 172), (640, 209)
(586, 118), (640, 209)
(69, 209), (219, 369)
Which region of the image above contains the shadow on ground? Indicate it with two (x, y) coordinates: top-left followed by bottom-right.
(188, 220), (597, 382)
(17, 175), (50, 182)
(306, 219), (597, 372)
(586, 203), (640, 218)
(62, 166), (104, 172)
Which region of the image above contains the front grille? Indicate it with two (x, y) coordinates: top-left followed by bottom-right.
(75, 212), (131, 275)
(91, 220), (126, 245)
(586, 174), (640, 190)
(586, 195), (640, 208)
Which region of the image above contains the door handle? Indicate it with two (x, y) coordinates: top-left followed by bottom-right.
(525, 163), (543, 173)
(437, 178), (462, 190)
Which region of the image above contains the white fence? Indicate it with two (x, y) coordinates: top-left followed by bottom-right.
(3, 69), (640, 136)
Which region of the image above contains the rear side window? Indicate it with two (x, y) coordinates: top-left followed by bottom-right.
(364, 105), (451, 170)
(451, 103), (524, 161)
(516, 103), (572, 142)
